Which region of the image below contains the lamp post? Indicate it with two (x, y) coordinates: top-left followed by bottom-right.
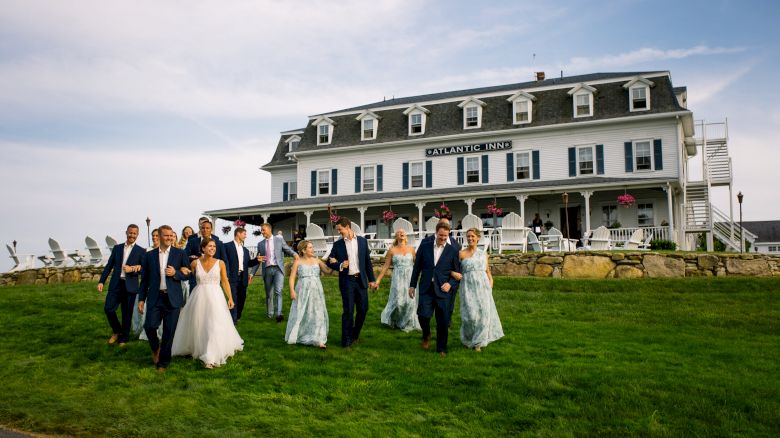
(145, 217), (151, 247)
(562, 192), (570, 242)
(737, 192), (743, 253)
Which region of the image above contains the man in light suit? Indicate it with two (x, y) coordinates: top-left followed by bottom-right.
(185, 219), (223, 289)
(138, 225), (191, 372)
(326, 217), (377, 347)
(97, 224), (146, 346)
(409, 221), (461, 357)
(256, 223), (298, 322)
(223, 227), (262, 324)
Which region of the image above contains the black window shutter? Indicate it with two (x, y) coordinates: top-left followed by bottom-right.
(354, 166), (361, 193)
(532, 150), (540, 180)
(481, 155), (489, 183)
(653, 139), (663, 170)
(506, 152), (514, 182)
(377, 165), (383, 192)
(425, 160), (432, 188)
(457, 157), (464, 185)
(402, 162), (409, 190)
(624, 142), (634, 172)
(568, 147), (576, 177)
(331, 169), (338, 195)
(310, 170), (316, 196)
(283, 182), (288, 201)
(596, 144), (605, 175)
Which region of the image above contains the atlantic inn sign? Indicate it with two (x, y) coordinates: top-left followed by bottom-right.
(425, 140), (512, 157)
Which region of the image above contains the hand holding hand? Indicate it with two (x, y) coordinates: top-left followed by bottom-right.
(441, 283), (452, 293)
(328, 257), (337, 265)
(368, 281), (377, 290)
(165, 265), (175, 277)
(408, 287), (415, 299)
(122, 264), (134, 273)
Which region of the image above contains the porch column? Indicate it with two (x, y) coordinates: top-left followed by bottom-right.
(464, 198), (475, 215)
(303, 210), (313, 225)
(515, 195), (527, 225)
(580, 191), (593, 233)
(357, 206), (367, 232)
(664, 183), (675, 242)
(415, 202), (426, 235)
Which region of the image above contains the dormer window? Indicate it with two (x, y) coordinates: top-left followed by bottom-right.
(356, 110), (380, 141)
(458, 97), (486, 129)
(568, 84), (596, 118)
(403, 104), (430, 136)
(507, 91), (536, 125)
(312, 116), (335, 146)
(286, 135), (301, 153)
(624, 77), (654, 112)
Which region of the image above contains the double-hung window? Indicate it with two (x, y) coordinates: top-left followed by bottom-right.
(575, 93), (591, 117)
(317, 170), (330, 195)
(410, 161), (424, 188)
(410, 113), (422, 134)
(466, 156), (480, 183)
(465, 106), (479, 128)
(318, 124), (330, 145)
(578, 146), (594, 175)
(602, 205), (617, 227)
(362, 118), (375, 140)
(637, 203), (654, 227)
(631, 86), (648, 110)
(288, 181), (297, 200)
(515, 100), (529, 123)
(635, 140), (652, 171)
(516, 151), (531, 180)
(362, 165), (375, 192)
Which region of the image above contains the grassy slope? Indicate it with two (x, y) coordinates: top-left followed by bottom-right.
(0, 277), (778, 437)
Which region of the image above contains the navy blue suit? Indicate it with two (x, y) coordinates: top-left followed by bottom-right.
(185, 234), (224, 289)
(139, 246), (191, 369)
(98, 242), (145, 342)
(409, 238), (461, 353)
(326, 236), (375, 347)
(222, 240), (260, 323)
(422, 234), (461, 317)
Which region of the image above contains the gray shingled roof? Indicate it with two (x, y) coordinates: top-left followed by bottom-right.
(264, 71), (685, 168)
(741, 221), (780, 242)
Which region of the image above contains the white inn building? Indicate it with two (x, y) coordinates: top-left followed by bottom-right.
(206, 71), (750, 251)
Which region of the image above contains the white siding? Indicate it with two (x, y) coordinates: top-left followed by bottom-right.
(270, 168), (297, 202)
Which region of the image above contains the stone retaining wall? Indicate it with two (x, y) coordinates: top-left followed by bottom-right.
(2, 252), (779, 287)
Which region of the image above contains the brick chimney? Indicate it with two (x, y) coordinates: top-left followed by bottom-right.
(535, 71), (545, 81)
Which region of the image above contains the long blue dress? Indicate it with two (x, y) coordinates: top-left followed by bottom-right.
(380, 253), (421, 332)
(285, 263), (329, 346)
(460, 249), (504, 348)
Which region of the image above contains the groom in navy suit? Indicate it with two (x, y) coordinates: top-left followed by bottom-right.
(409, 221), (461, 356)
(327, 217), (376, 347)
(223, 226), (261, 324)
(138, 225), (191, 372)
(97, 224), (146, 346)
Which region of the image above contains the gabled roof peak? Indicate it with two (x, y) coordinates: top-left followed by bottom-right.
(311, 115), (335, 126)
(567, 83), (597, 95)
(355, 109), (382, 121)
(507, 90), (537, 102)
(402, 103), (431, 115)
(623, 76), (656, 89)
(457, 96), (487, 108)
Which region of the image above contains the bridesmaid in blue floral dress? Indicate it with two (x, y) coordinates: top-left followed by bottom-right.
(454, 228), (504, 351)
(285, 240), (334, 349)
(374, 230), (420, 332)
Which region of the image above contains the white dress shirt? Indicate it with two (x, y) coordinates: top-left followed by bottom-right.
(433, 239), (449, 266)
(344, 235), (359, 275)
(120, 242), (135, 279)
(233, 240), (245, 272)
(158, 246), (170, 291)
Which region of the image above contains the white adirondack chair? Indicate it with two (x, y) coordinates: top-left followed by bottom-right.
(622, 228), (644, 250)
(6, 244), (35, 272)
(392, 217), (416, 248)
(460, 213), (490, 251)
(105, 235), (119, 251)
(351, 222), (363, 237)
(543, 227), (564, 252)
(84, 236), (105, 266)
(497, 212), (529, 254)
(639, 231), (653, 250)
(424, 216), (440, 237)
(527, 232), (542, 252)
(306, 223), (330, 257)
(588, 226), (611, 250)
(44, 238), (70, 267)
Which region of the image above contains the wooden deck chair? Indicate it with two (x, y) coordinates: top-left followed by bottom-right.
(623, 228), (644, 250)
(6, 244), (35, 272)
(392, 217), (416, 248)
(588, 226), (611, 250)
(527, 232), (542, 252)
(498, 212), (529, 254)
(84, 236), (105, 266)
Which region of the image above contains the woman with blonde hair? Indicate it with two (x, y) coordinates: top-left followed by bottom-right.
(374, 229), (420, 332)
(451, 228), (503, 351)
(177, 226), (194, 249)
(285, 240), (334, 348)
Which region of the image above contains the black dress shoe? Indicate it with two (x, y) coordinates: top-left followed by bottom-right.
(276, 315), (284, 322)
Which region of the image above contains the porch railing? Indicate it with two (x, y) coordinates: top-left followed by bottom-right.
(608, 226), (669, 244)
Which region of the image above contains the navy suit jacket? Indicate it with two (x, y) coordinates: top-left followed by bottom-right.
(185, 234), (224, 261)
(326, 236), (375, 290)
(139, 247), (191, 309)
(99, 243), (146, 293)
(223, 240), (260, 286)
(410, 238), (461, 299)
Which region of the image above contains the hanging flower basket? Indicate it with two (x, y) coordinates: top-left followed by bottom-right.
(327, 204), (340, 224)
(221, 225), (232, 235)
(433, 202), (451, 219)
(252, 228), (263, 237)
(382, 209), (398, 224)
(617, 194), (636, 208)
(486, 201), (503, 216)
(233, 219), (246, 228)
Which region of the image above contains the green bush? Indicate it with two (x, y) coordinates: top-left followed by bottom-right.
(650, 239), (677, 250)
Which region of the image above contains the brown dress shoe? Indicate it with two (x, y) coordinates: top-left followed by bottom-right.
(157, 367), (166, 373)
(152, 348), (160, 365)
(108, 334), (119, 344)
(422, 336), (430, 350)
(439, 352), (447, 358)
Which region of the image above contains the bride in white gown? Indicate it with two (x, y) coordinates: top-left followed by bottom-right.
(172, 238), (243, 368)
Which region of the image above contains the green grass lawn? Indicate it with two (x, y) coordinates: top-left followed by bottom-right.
(1, 277), (779, 437)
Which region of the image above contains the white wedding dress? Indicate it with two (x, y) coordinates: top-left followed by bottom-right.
(172, 259), (243, 367)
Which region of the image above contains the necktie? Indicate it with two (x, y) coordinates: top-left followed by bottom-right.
(266, 239), (272, 266)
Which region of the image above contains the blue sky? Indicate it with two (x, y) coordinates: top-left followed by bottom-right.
(1, 0), (778, 269)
